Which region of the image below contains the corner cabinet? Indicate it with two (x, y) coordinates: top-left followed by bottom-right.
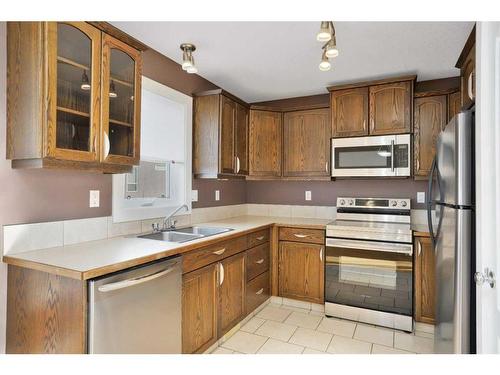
(193, 90), (249, 178)
(6, 22), (143, 173)
(249, 110), (282, 177)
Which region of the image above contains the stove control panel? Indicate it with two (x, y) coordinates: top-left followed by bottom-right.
(337, 197), (411, 210)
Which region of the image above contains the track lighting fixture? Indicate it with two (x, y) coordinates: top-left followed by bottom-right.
(180, 43), (198, 74)
(316, 21), (338, 71)
(319, 50), (331, 71)
(316, 21), (332, 42)
(324, 36), (339, 58)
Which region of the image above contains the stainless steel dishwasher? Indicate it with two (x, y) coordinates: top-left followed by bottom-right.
(88, 256), (182, 354)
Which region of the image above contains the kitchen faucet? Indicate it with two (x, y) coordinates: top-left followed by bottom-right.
(162, 204), (189, 230)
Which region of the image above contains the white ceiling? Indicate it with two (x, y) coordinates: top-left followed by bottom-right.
(113, 22), (474, 103)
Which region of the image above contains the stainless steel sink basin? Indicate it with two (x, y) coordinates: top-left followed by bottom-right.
(137, 226), (233, 243)
(138, 231), (203, 243)
(175, 226), (233, 236)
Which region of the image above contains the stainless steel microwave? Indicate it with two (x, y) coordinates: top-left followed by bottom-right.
(331, 134), (411, 177)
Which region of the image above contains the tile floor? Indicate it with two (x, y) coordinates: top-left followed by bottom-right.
(210, 301), (435, 354)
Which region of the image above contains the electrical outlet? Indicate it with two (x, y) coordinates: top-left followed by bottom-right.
(215, 190), (220, 201)
(417, 191), (426, 204)
(89, 190), (100, 208)
(305, 191), (312, 201)
(191, 190), (198, 202)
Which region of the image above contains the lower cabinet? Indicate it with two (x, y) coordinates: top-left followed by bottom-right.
(219, 252), (246, 336)
(278, 240), (324, 304)
(182, 263), (219, 354)
(414, 235), (436, 324)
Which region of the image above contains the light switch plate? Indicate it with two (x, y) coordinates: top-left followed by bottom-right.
(417, 191), (426, 204)
(305, 191), (312, 201)
(89, 190), (100, 208)
(191, 190), (198, 202)
(215, 190), (220, 201)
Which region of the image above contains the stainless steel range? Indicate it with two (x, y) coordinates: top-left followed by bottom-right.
(325, 197), (413, 332)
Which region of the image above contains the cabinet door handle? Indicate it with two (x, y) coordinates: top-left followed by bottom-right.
(219, 263), (224, 285)
(416, 158), (420, 173)
(417, 242), (422, 256)
(256, 236), (265, 241)
(363, 119), (367, 131)
(236, 156), (241, 174)
(468, 72), (474, 100)
(255, 288), (264, 295)
(319, 247), (324, 262)
(213, 248), (226, 256)
(103, 131), (110, 159)
(325, 161), (329, 173)
(255, 259), (264, 264)
(293, 233), (309, 238)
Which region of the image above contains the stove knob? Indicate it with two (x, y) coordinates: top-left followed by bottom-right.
(349, 199), (354, 206)
(401, 201), (407, 207)
(340, 199), (345, 206)
(391, 200), (397, 207)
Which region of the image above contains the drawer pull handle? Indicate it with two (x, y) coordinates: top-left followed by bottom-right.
(213, 248), (226, 256)
(255, 288), (264, 295)
(256, 236), (265, 241)
(255, 259), (264, 264)
(293, 234), (309, 238)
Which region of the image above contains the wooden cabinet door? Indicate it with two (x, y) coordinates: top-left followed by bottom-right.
(283, 108), (330, 177)
(249, 110), (282, 177)
(461, 45), (475, 110)
(182, 263), (219, 354)
(234, 102), (249, 176)
(414, 95), (447, 177)
(219, 252), (246, 336)
(448, 91), (461, 121)
(369, 81), (412, 135)
(331, 87), (369, 138)
(46, 22), (102, 163)
(101, 33), (142, 166)
(279, 241), (324, 304)
(414, 236), (435, 324)
(219, 95), (236, 174)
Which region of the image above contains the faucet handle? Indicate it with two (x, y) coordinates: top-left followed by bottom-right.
(152, 223), (160, 232)
(170, 219), (178, 229)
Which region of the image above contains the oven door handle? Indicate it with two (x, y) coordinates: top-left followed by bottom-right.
(326, 238), (413, 256)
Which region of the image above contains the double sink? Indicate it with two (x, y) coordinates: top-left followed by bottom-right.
(138, 226), (233, 243)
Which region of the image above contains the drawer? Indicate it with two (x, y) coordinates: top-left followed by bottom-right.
(279, 227), (324, 245)
(182, 235), (247, 273)
(246, 242), (270, 281)
(248, 229), (270, 248)
(246, 271), (270, 314)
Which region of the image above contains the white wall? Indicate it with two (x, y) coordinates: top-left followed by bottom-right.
(0, 21), (8, 354)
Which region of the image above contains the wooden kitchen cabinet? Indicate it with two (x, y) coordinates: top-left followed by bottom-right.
(413, 95), (448, 177)
(6, 22), (143, 173)
(448, 91), (462, 121)
(182, 263), (219, 354)
(279, 241), (324, 304)
(456, 25), (476, 111)
(193, 90), (249, 178)
(369, 81), (412, 135)
(414, 235), (435, 324)
(219, 252), (246, 336)
(249, 110), (282, 177)
(283, 108), (331, 178)
(331, 87), (369, 138)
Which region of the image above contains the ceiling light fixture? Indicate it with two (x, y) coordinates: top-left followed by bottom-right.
(316, 21), (332, 42)
(319, 50), (331, 71)
(324, 36), (339, 58)
(180, 43), (198, 74)
(80, 70), (91, 91)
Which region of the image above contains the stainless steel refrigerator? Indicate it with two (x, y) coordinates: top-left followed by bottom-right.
(427, 110), (475, 354)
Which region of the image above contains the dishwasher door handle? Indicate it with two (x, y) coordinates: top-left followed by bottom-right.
(97, 264), (177, 293)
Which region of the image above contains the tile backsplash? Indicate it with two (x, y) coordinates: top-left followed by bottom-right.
(2, 203), (428, 256)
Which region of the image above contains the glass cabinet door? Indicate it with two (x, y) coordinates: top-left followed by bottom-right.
(101, 34), (141, 165)
(47, 22), (101, 161)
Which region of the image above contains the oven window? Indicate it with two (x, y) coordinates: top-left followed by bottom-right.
(325, 246), (412, 316)
(334, 145), (408, 169)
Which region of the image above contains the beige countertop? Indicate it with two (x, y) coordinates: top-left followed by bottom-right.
(2, 215), (330, 280)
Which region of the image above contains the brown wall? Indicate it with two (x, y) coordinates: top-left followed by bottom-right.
(246, 179), (429, 209)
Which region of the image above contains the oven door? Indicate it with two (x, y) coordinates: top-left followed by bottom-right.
(325, 238), (413, 316)
(331, 134), (411, 177)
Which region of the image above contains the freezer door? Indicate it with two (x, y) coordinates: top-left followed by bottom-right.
(88, 257), (182, 354)
(435, 111), (473, 207)
(434, 206), (472, 354)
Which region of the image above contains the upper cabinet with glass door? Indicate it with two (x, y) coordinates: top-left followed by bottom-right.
(6, 22), (144, 172)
